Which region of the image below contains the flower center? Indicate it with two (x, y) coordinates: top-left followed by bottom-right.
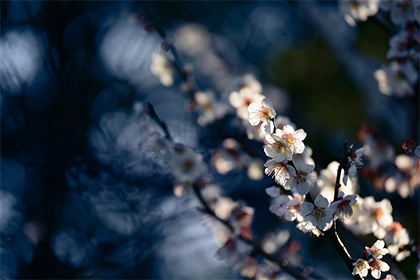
(274, 141), (287, 153)
(296, 170), (308, 184)
(184, 160), (194, 171)
(313, 208), (326, 220)
(282, 133), (295, 146)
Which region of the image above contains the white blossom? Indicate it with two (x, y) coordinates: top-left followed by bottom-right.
(369, 259), (390, 279)
(248, 98), (276, 127)
(352, 258), (369, 278)
(300, 194), (334, 231)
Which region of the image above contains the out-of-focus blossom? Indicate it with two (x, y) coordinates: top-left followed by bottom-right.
(317, 161), (357, 202)
(331, 190), (357, 220)
(402, 140), (417, 154)
(415, 145), (420, 157)
(215, 238), (252, 273)
(150, 51), (174, 87)
(379, 0), (420, 26)
(384, 221), (411, 261)
(267, 189), (302, 222)
(343, 196), (393, 238)
(211, 138), (241, 175)
(168, 144), (206, 197)
(339, 0), (379, 27)
(387, 25), (420, 61)
(369, 259), (390, 279)
(247, 159), (264, 181)
(374, 60), (419, 97)
(352, 258), (369, 278)
(175, 23), (210, 56)
(194, 90), (227, 126)
(385, 154), (420, 198)
(248, 98), (276, 127)
(300, 194), (335, 231)
(286, 161), (316, 195)
(365, 240), (389, 260)
(229, 87), (263, 121)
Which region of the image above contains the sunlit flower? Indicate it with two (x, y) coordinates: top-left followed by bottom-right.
(385, 154), (420, 198)
(331, 191), (357, 220)
(369, 259), (390, 279)
(150, 52), (173, 87)
(300, 194), (334, 231)
(248, 98), (276, 126)
(352, 258), (369, 278)
(366, 240), (389, 260)
(264, 125), (306, 162)
(264, 160), (290, 186)
(286, 161), (315, 195)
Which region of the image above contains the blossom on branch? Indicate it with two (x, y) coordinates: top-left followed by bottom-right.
(299, 194), (335, 232)
(352, 258), (369, 278)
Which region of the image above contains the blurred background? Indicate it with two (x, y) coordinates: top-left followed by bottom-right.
(1, 1), (419, 279)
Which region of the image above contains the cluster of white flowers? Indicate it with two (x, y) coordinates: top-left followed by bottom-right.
(193, 90), (228, 126)
(246, 97), (363, 235)
(373, 0), (420, 97)
(352, 240), (390, 279)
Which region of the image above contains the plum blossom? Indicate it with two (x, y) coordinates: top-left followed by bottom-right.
(286, 161), (315, 195)
(193, 90), (227, 126)
(264, 160), (289, 186)
(343, 145), (364, 185)
(331, 191), (357, 220)
(384, 222), (411, 261)
(379, 0), (420, 26)
(215, 238), (252, 272)
(300, 194), (335, 231)
(374, 60), (419, 97)
(366, 240), (389, 260)
(352, 258), (369, 278)
(267, 190), (302, 222)
(248, 98), (276, 127)
(369, 259), (390, 279)
(264, 125), (306, 162)
(150, 51), (173, 87)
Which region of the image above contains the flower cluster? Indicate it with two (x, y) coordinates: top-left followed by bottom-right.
(373, 1), (420, 97)
(352, 240), (390, 279)
(247, 98), (364, 235)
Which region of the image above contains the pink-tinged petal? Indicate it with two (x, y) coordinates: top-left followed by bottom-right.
(314, 194), (329, 208)
(300, 202), (314, 216)
(284, 211), (296, 221)
(294, 129), (307, 141)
